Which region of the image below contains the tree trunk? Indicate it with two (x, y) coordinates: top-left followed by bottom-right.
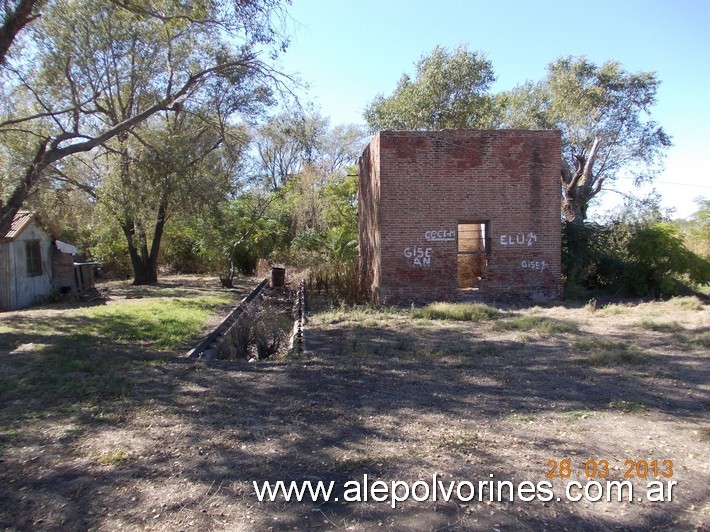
(121, 220), (153, 284)
(562, 197), (585, 227)
(122, 221), (159, 285)
(119, 197), (168, 285)
(0, 0), (39, 65)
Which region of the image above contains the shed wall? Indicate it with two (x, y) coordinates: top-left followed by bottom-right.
(0, 221), (52, 311)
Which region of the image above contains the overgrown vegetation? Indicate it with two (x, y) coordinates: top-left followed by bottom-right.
(563, 208), (710, 299)
(222, 301), (293, 360)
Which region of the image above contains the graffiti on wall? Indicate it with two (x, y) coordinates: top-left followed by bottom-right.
(521, 260), (549, 271)
(425, 229), (456, 242)
(500, 232), (538, 246)
(404, 246), (433, 267)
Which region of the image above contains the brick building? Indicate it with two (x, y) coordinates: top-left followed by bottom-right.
(357, 130), (562, 304)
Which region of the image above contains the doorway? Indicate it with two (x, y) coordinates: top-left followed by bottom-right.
(457, 221), (489, 289)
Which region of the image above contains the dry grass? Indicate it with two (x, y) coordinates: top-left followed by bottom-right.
(411, 302), (501, 322)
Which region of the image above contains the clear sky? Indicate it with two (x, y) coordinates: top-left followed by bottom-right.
(276, 0), (710, 219)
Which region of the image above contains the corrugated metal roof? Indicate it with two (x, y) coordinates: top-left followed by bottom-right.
(2, 211), (35, 242)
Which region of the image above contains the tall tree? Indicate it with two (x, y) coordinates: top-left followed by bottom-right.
(250, 108), (365, 190)
(105, 112), (246, 284)
(496, 56), (671, 225)
(0, 0), (290, 237)
(251, 109), (326, 191)
(363, 45), (496, 132)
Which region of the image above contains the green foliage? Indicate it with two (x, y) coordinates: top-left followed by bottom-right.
(563, 215), (710, 298)
(220, 190), (293, 275)
(625, 222), (710, 296)
(364, 45), (496, 131)
(679, 199), (710, 258)
(160, 218), (212, 274)
(497, 56), (671, 224)
(90, 223), (133, 276)
(1, 0), (289, 278)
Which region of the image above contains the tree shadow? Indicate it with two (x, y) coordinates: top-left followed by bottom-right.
(0, 299), (707, 530)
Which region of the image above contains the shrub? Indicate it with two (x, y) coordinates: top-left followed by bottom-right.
(563, 218), (710, 299)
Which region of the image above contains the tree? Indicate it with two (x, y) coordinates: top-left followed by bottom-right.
(250, 109), (327, 191)
(0, 0), (290, 238)
(363, 45), (496, 131)
(0, 0), (42, 65)
(680, 198), (710, 258)
(104, 113), (245, 284)
(497, 56), (671, 225)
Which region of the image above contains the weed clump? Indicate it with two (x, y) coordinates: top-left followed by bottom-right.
(411, 302), (500, 322)
(573, 337), (647, 366)
(669, 296), (704, 311)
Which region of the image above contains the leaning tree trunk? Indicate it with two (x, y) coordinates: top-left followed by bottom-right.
(560, 137), (602, 227)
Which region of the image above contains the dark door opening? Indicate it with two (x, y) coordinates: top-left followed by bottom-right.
(457, 222), (489, 289)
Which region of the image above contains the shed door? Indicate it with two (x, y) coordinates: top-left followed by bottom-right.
(457, 222), (489, 289)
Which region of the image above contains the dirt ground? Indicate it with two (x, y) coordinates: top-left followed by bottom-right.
(0, 278), (708, 531)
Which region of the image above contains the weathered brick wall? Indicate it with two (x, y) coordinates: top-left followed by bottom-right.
(357, 136), (381, 300)
(358, 130), (562, 304)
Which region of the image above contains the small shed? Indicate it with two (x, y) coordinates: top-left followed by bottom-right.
(0, 211), (53, 311)
(357, 130), (563, 304)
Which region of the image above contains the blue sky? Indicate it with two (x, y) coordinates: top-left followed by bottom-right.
(276, 0), (710, 218)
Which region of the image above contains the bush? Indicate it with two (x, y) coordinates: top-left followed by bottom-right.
(563, 218), (710, 299)
(624, 222), (710, 297)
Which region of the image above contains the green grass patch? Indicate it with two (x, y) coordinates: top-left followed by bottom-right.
(73, 295), (231, 350)
(634, 320), (685, 333)
(493, 315), (578, 334)
(91, 448), (131, 466)
(0, 294), (234, 405)
(608, 400), (646, 413)
(411, 302), (500, 322)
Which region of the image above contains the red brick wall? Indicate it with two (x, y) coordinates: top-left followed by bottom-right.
(358, 130), (562, 304)
(357, 136), (381, 300)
